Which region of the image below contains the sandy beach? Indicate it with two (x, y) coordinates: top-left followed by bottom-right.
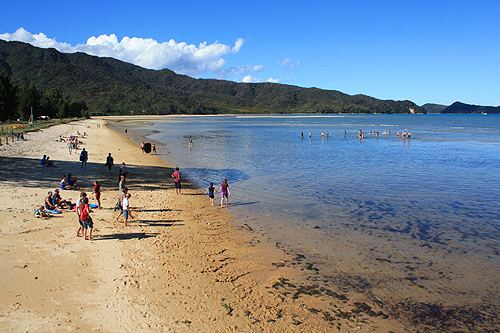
(0, 118), (410, 332)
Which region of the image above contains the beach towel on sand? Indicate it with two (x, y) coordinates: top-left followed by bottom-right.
(44, 209), (61, 214)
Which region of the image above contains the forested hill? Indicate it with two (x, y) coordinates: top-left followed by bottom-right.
(0, 40), (425, 115)
(441, 102), (500, 114)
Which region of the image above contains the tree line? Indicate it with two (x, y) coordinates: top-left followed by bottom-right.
(0, 72), (89, 122)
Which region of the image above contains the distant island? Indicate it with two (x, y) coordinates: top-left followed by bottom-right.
(0, 40), (425, 119)
(423, 102), (499, 114)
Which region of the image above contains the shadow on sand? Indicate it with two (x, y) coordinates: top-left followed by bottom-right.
(95, 232), (159, 241)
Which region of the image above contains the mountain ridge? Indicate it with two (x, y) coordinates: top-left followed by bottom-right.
(0, 39), (425, 115)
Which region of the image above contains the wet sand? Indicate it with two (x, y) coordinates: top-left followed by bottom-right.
(2, 117), (485, 332)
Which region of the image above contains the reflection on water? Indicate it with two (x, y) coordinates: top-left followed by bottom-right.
(139, 114), (500, 325)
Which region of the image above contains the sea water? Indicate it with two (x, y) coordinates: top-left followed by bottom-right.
(131, 114), (500, 317)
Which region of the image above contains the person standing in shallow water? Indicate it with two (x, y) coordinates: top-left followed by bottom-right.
(172, 167), (181, 195)
(219, 179), (230, 208)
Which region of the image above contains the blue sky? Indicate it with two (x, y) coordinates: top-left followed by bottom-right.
(1, 0), (499, 106)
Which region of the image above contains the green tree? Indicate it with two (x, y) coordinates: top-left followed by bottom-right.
(40, 87), (64, 119)
(68, 100), (88, 118)
(17, 84), (41, 120)
(0, 72), (19, 121)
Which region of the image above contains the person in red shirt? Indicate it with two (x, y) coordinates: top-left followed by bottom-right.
(172, 167), (182, 195)
(92, 180), (101, 209)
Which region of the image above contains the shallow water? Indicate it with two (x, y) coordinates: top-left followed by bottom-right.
(124, 114), (500, 323)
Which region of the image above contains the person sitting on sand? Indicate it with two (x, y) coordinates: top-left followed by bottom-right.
(60, 175), (74, 190)
(67, 173), (78, 186)
(45, 191), (57, 210)
(46, 156), (55, 167)
(34, 205), (50, 219)
(52, 189), (72, 209)
(41, 155), (56, 167)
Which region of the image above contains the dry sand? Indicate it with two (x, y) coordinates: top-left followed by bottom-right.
(0, 119), (409, 332)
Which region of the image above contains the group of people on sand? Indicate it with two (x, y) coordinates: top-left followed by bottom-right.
(41, 155), (56, 167)
(35, 169), (101, 239)
(36, 189), (75, 218)
(172, 167), (230, 208)
(140, 142), (157, 154)
(58, 133), (86, 154)
(205, 179), (230, 208)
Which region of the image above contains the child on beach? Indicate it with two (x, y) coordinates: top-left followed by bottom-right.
(76, 192), (87, 237)
(92, 180), (101, 209)
(121, 193), (133, 226)
(205, 183), (217, 206)
(219, 179), (230, 208)
(34, 205), (50, 219)
(79, 197), (93, 240)
(172, 167), (181, 195)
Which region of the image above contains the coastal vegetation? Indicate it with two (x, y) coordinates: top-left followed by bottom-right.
(0, 40), (425, 117)
(0, 71), (89, 121)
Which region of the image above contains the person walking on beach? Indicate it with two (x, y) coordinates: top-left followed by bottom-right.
(119, 162), (128, 183)
(205, 183), (217, 206)
(219, 179), (230, 208)
(121, 193), (133, 226)
(76, 192), (87, 237)
(79, 197), (93, 240)
(80, 148), (88, 169)
(115, 187), (128, 220)
(172, 167), (181, 195)
(152, 144), (157, 154)
(105, 153), (114, 173)
(92, 180), (101, 209)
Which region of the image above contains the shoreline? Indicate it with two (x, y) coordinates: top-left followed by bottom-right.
(0, 117), (413, 331)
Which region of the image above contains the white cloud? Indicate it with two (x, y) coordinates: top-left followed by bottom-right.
(277, 58), (291, 66)
(277, 57), (300, 74)
(266, 78), (280, 83)
(0, 28), (244, 77)
(216, 64), (264, 79)
(242, 75), (261, 83)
